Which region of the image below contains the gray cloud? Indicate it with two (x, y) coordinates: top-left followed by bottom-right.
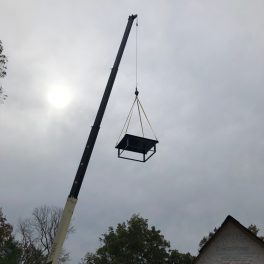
(1, 0), (264, 262)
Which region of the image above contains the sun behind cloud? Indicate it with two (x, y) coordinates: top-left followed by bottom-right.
(46, 83), (72, 109)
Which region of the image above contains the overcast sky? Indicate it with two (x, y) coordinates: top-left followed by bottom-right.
(1, 0), (264, 263)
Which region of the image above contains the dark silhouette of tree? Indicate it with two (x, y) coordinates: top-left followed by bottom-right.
(0, 40), (8, 103)
(0, 208), (22, 263)
(248, 224), (264, 241)
(168, 249), (194, 264)
(198, 227), (219, 250)
(0, 40), (7, 78)
(80, 214), (193, 264)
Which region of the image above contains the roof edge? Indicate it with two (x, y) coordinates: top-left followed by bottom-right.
(194, 215), (264, 263)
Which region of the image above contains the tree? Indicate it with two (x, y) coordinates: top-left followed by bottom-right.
(18, 205), (74, 264)
(80, 214), (193, 264)
(0, 208), (22, 264)
(168, 250), (194, 264)
(248, 224), (264, 241)
(198, 227), (219, 250)
(0, 40), (7, 78)
(0, 40), (8, 103)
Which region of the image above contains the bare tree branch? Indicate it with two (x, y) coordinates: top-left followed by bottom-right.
(18, 205), (74, 263)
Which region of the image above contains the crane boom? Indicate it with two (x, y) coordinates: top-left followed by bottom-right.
(47, 14), (137, 264)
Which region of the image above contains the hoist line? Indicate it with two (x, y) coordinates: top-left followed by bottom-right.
(135, 17), (144, 138)
(135, 17), (138, 89)
(116, 15), (158, 146)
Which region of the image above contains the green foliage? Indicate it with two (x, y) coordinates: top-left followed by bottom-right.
(19, 244), (46, 264)
(0, 208), (22, 264)
(0, 209), (12, 246)
(168, 250), (194, 264)
(81, 214), (193, 264)
(0, 206), (73, 264)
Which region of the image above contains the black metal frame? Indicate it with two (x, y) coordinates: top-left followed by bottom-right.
(116, 134), (158, 162)
(117, 145), (156, 162)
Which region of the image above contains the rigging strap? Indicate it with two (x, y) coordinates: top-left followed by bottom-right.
(116, 92), (158, 146)
(137, 98), (158, 141)
(136, 98), (144, 137)
(115, 96), (137, 146)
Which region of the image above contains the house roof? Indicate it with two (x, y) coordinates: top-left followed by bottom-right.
(194, 215), (264, 263)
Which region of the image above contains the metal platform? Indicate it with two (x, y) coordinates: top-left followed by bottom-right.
(116, 134), (158, 162)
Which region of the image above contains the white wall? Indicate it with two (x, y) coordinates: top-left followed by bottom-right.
(196, 221), (264, 264)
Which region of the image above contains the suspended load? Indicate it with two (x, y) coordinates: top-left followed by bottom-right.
(115, 18), (158, 162)
(115, 89), (158, 162)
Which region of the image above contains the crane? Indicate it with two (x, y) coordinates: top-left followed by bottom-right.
(46, 14), (138, 264)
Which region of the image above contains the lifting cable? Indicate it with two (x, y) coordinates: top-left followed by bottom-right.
(135, 17), (138, 90)
(135, 17), (145, 137)
(116, 16), (158, 146)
